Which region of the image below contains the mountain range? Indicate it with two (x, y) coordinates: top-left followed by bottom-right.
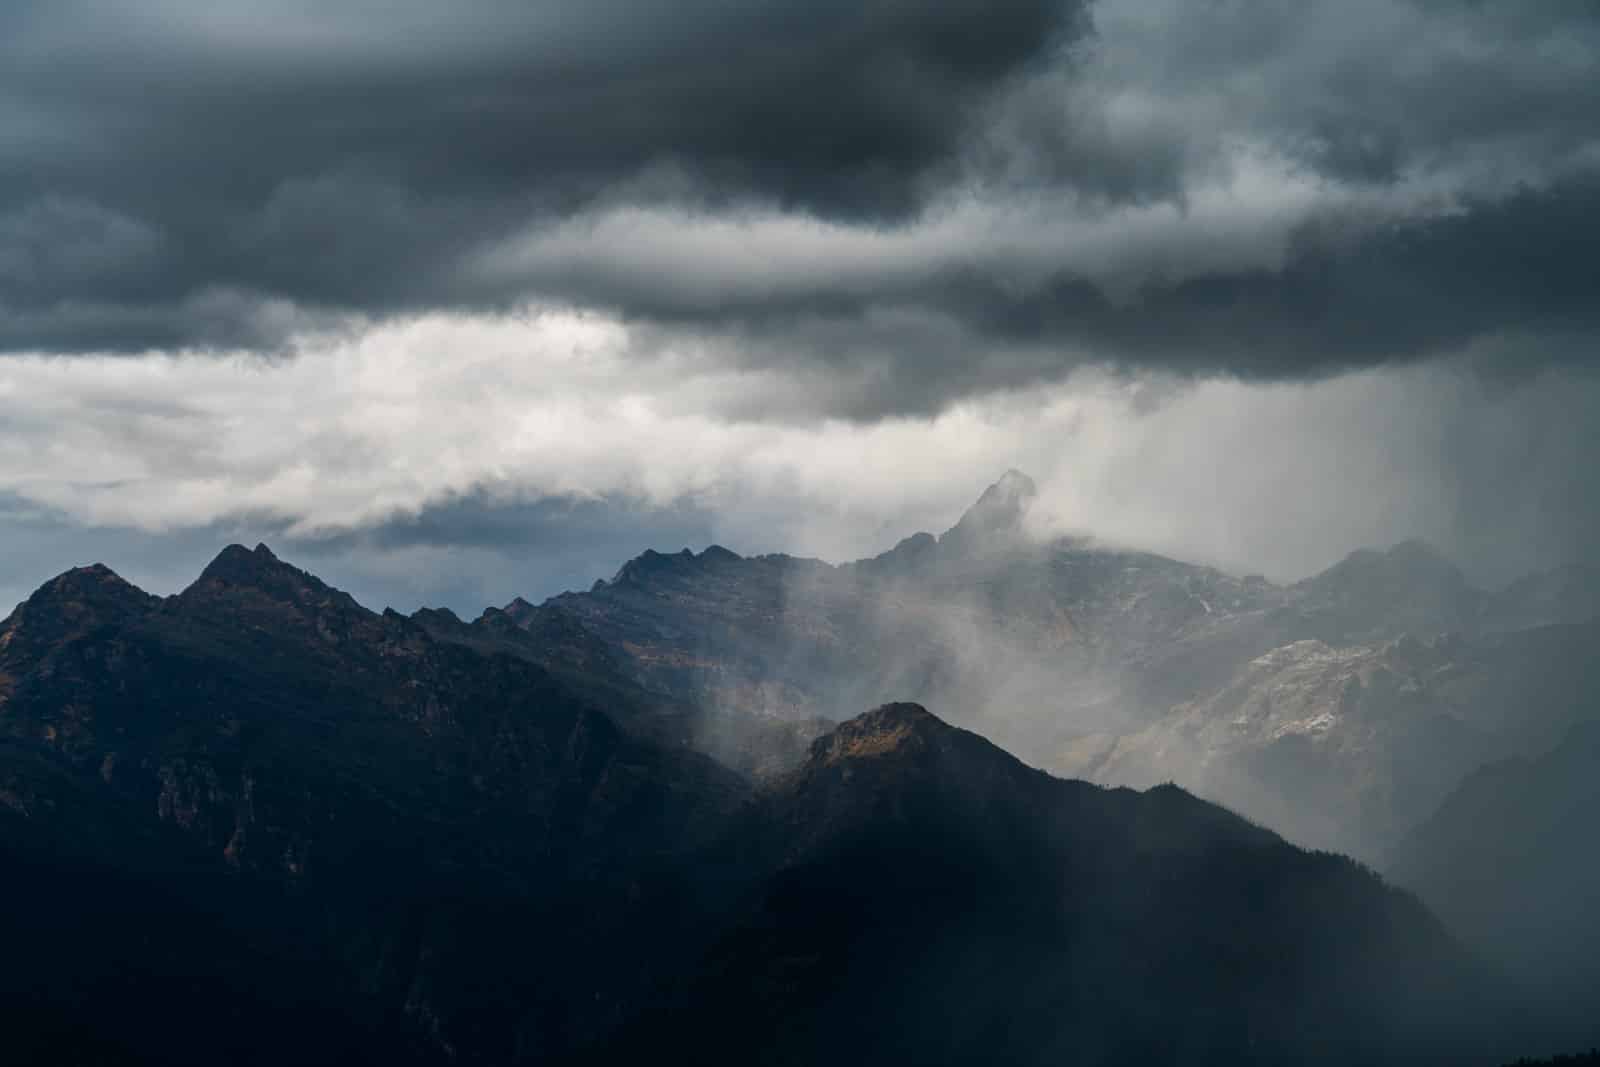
(3, 473), (1597, 1063)
(499, 472), (1599, 861)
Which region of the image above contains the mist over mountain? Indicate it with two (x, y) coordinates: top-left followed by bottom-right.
(1073, 620), (1600, 859)
(1389, 722), (1600, 1049)
(505, 474), (1600, 860)
(6, 0), (1600, 1061)
(596, 703), (1512, 1066)
(0, 531), (1568, 1064)
(461, 470), (1600, 1056)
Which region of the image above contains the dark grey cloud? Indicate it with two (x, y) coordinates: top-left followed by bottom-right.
(1061, 0), (1600, 188)
(560, 175), (1600, 422)
(940, 177), (1600, 382)
(1, 0), (1598, 406)
(0, 0), (1081, 349)
(4, 0), (1599, 665)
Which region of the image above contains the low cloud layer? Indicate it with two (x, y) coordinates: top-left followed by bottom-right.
(1, 309), (1595, 614)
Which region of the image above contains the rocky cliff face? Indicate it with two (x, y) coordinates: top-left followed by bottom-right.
(1056, 620), (1600, 860)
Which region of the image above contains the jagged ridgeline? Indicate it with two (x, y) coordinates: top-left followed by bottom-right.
(2, 475), (1598, 1063)
(523, 473), (1600, 864)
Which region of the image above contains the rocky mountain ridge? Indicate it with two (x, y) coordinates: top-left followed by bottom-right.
(0, 542), (1543, 1064)
(5, 474), (1599, 1062)
(1059, 621), (1600, 858)
(489, 474), (1600, 861)
(596, 700), (1515, 1066)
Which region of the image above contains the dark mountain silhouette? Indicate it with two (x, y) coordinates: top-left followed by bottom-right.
(0, 545), (746, 1064)
(1389, 723), (1600, 1049)
(0, 542), (1537, 1064)
(409, 567), (830, 780)
(596, 703), (1514, 1066)
(1500, 1055), (1600, 1067)
(0, 561), (158, 672)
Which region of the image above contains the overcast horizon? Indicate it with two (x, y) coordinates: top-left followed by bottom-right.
(4, 0), (1598, 615)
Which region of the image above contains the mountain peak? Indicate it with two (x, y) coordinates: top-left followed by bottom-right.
(939, 470), (1038, 554)
(36, 562), (144, 601)
(700, 544), (741, 564)
(501, 595), (538, 625)
(995, 467), (1037, 493)
(1385, 537), (1460, 570)
(412, 605), (464, 628)
(1296, 537), (1481, 640)
(808, 702), (956, 766)
(1310, 537), (1468, 594)
(16, 563), (148, 613)
(185, 543), (366, 622)
(609, 546), (721, 586)
(1, 563), (156, 664)
(196, 542), (287, 584)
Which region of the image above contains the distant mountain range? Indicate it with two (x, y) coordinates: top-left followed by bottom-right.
(3, 473), (1598, 1062)
(1388, 720), (1600, 1048)
(487, 473), (1600, 861)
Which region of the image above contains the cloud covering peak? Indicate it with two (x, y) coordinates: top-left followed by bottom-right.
(1, 0), (1598, 614)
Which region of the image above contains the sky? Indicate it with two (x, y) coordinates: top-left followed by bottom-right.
(1, 0), (1597, 615)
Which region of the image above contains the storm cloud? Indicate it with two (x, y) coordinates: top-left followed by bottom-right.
(0, 0), (1081, 346)
(1, 312), (1595, 615)
(1, 0), (1596, 398)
